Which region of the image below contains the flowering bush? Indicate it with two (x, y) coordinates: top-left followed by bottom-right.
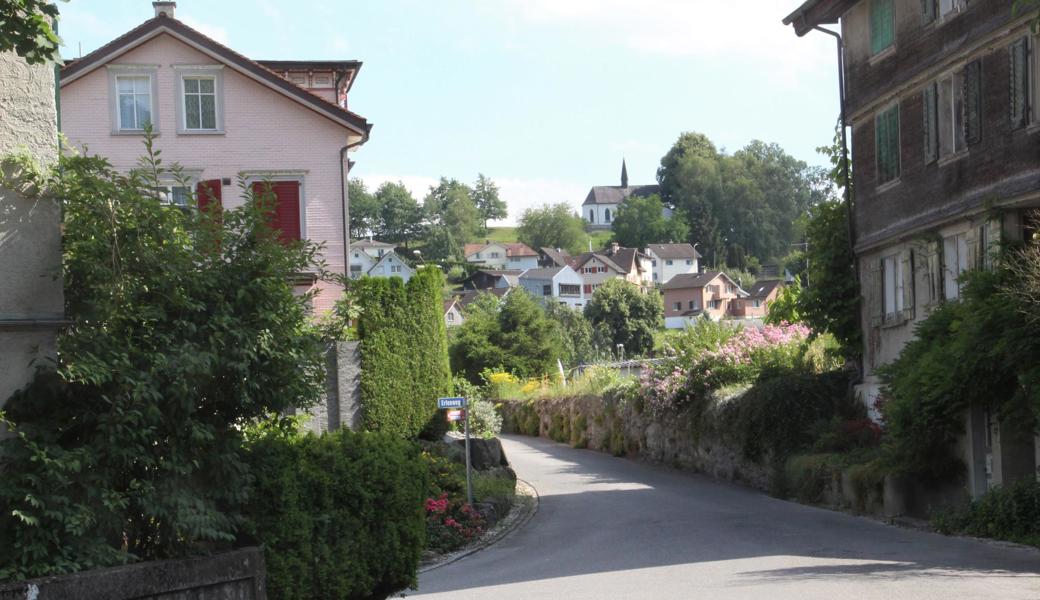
(424, 492), (486, 553)
(642, 322), (814, 413)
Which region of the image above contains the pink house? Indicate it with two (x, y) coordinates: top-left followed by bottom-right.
(58, 1), (371, 313)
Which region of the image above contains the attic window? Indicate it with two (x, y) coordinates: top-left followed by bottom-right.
(313, 73), (332, 86)
(288, 72), (307, 86)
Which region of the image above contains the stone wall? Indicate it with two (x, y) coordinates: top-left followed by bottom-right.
(0, 50), (64, 412)
(0, 547), (266, 600)
(298, 341), (362, 434)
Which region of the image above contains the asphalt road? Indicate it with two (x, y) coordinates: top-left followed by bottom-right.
(405, 434), (1040, 600)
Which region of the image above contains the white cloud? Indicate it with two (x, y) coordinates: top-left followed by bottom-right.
(358, 174), (588, 226)
(499, 0), (834, 81)
(180, 17), (230, 44)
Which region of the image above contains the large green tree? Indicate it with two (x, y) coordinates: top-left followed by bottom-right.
(544, 301), (596, 366)
(449, 290), (563, 384)
(516, 202), (587, 255)
(611, 193), (689, 249)
(472, 173), (507, 231)
(424, 178), (481, 255)
(375, 181), (424, 245)
(348, 177), (380, 240)
(584, 279), (662, 358)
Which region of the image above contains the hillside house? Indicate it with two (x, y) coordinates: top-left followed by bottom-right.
(463, 242), (539, 270)
(461, 269), (521, 291)
(539, 247), (573, 268)
(785, 0), (1040, 496)
(518, 266), (586, 309)
(732, 280), (785, 319)
(661, 272), (747, 329)
(58, 1), (370, 313)
(645, 243), (701, 285)
(444, 298), (464, 327)
(573, 243), (653, 294)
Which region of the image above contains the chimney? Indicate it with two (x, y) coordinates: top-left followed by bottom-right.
(153, 1), (176, 18)
(610, 241), (620, 255)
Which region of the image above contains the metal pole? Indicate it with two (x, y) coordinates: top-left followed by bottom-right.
(464, 400), (474, 507)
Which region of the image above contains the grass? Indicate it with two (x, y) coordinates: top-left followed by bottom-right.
(484, 226), (614, 253)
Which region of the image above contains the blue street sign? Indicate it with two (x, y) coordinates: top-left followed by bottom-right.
(437, 397), (467, 409)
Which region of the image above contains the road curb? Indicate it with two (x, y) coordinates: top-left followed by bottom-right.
(418, 478), (539, 574)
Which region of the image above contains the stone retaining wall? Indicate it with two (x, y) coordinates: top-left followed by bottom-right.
(0, 547), (266, 600)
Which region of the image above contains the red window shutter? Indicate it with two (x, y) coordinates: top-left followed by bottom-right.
(196, 179), (222, 213)
(252, 181), (301, 242)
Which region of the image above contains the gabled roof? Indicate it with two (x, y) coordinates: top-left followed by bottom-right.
(582, 185), (660, 206)
(572, 252), (625, 274)
(540, 247), (573, 268)
(519, 267), (565, 280)
(60, 13), (371, 139)
(455, 287), (511, 309)
(463, 241), (538, 259)
(367, 250), (413, 274)
(352, 239), (394, 249)
(661, 271), (746, 295)
(256, 59), (362, 92)
(746, 279), (784, 300)
(646, 243), (702, 260)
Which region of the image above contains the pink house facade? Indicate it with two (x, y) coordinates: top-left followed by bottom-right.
(58, 2), (371, 313)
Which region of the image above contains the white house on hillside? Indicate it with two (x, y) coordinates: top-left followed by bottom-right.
(645, 243), (701, 285)
(463, 241), (539, 270)
(518, 266), (586, 309)
(350, 239), (414, 281)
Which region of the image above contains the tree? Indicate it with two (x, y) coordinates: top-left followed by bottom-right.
(1, 0), (64, 65)
(449, 290), (563, 384)
(764, 283), (802, 325)
(610, 193), (689, 249)
(472, 173), (507, 231)
(584, 279), (662, 357)
(657, 132), (725, 264)
(516, 203), (587, 255)
(0, 137), (327, 578)
(375, 181), (423, 245)
(348, 178), (380, 240)
(424, 178), (481, 254)
(543, 301), (595, 366)
(798, 201), (860, 357)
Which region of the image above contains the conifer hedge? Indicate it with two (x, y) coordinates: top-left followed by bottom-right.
(354, 268), (452, 438)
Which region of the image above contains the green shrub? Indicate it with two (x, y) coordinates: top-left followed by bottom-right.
(932, 479), (1040, 548)
(240, 427), (427, 600)
(467, 398), (503, 439)
(355, 268), (453, 439)
(548, 412), (571, 443)
(0, 142), (327, 581)
(570, 414), (588, 448)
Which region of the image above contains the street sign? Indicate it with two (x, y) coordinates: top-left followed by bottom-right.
(446, 409), (465, 422)
(438, 397), (467, 409)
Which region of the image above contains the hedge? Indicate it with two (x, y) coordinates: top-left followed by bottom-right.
(239, 427), (429, 600)
(354, 268), (452, 438)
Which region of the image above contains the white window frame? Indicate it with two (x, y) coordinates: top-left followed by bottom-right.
(157, 182), (193, 207)
(936, 69), (966, 160)
(174, 65), (225, 135)
(943, 232), (970, 300)
(107, 65), (159, 134)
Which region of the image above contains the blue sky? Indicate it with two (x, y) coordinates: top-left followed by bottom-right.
(60, 0), (840, 225)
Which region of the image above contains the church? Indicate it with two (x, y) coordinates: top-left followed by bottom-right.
(581, 160), (661, 230)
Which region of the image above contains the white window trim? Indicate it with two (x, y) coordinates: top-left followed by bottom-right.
(107, 65), (160, 135)
(174, 65), (225, 135)
(882, 253), (905, 320)
(241, 172), (307, 240)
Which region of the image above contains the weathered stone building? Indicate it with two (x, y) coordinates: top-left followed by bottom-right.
(785, 0), (1040, 497)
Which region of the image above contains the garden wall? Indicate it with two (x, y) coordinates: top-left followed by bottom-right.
(298, 341), (362, 434)
(0, 547), (266, 600)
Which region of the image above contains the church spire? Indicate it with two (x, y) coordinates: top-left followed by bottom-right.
(621, 158), (629, 188)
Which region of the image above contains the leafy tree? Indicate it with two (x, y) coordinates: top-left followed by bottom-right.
(472, 173), (507, 231)
(764, 283), (802, 326)
(423, 226), (458, 262)
(798, 201), (860, 357)
(375, 181), (424, 245)
(348, 177), (380, 240)
(516, 202), (587, 255)
(0, 137), (327, 579)
(543, 301), (595, 366)
(1, 0), (64, 65)
(658, 132), (725, 263)
(449, 290), (562, 384)
(611, 193), (689, 249)
(584, 279), (662, 357)
(424, 178), (481, 254)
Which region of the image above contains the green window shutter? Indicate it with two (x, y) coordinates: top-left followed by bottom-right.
(965, 60), (982, 145)
(876, 106), (900, 184)
(1010, 37), (1030, 129)
(922, 0), (937, 24)
(924, 82), (939, 163)
(871, 0), (895, 55)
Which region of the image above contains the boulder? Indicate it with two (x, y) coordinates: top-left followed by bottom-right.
(452, 436), (510, 470)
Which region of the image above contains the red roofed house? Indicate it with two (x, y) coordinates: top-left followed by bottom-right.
(661, 271), (748, 329)
(58, 1), (371, 313)
(463, 242), (539, 270)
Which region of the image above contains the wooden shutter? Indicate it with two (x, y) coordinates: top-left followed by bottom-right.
(901, 250), (915, 320)
(927, 241), (942, 305)
(922, 0), (937, 24)
(253, 181), (302, 242)
(868, 258), (883, 327)
(965, 228), (979, 272)
(871, 0), (895, 55)
(964, 60), (982, 145)
(985, 216), (1003, 269)
(923, 82), (939, 163)
(1010, 37), (1030, 129)
(196, 179), (222, 213)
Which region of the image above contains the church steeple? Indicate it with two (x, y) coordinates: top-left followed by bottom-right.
(621, 159), (629, 188)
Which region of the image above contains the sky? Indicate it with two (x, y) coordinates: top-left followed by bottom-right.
(58, 0), (840, 225)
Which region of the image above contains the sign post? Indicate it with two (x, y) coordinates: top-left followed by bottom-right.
(438, 397), (473, 506)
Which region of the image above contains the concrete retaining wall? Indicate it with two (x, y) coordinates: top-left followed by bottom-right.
(298, 340), (362, 434)
(0, 547), (266, 600)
